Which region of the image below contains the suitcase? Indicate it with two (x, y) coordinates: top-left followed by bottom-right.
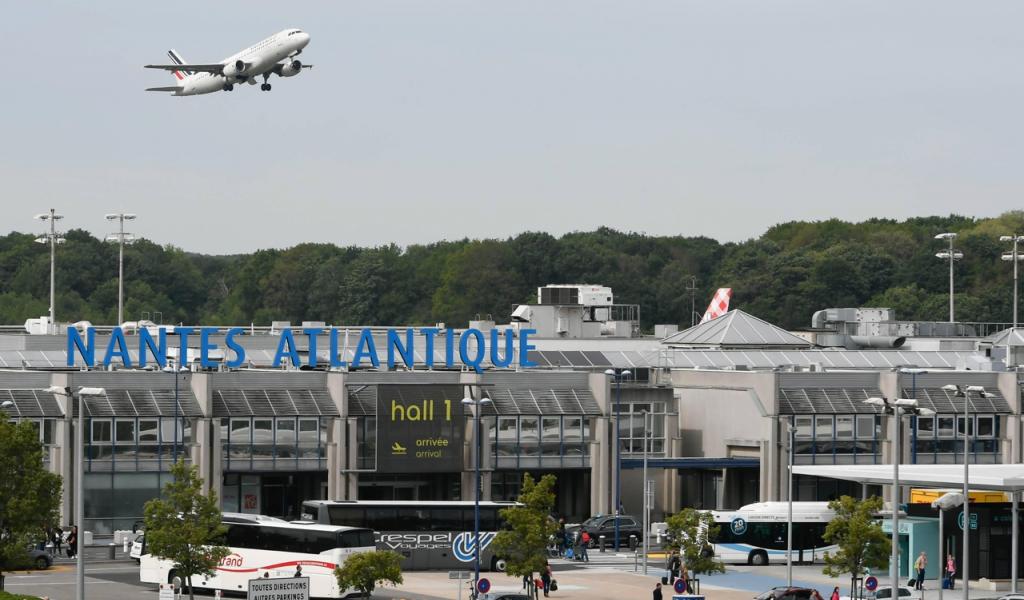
(942, 578), (951, 589)
(662, 576), (669, 585)
(565, 548), (574, 560)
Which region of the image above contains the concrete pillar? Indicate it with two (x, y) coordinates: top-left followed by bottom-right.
(345, 418), (359, 499)
(192, 419), (214, 494)
(211, 417), (224, 502)
(589, 372), (612, 516)
(51, 373), (73, 526)
(327, 372), (348, 500)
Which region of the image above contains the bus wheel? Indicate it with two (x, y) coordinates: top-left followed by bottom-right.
(749, 551), (768, 566)
(167, 569), (177, 584)
(492, 557), (508, 572)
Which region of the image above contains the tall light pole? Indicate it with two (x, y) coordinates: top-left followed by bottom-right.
(931, 492), (964, 600)
(34, 209), (65, 334)
(46, 385), (106, 600)
(864, 397), (934, 600)
(942, 384), (991, 600)
(461, 395), (492, 598)
(934, 233), (962, 324)
(105, 213), (137, 326)
(642, 410), (650, 575)
(164, 362), (188, 462)
(685, 277), (698, 327)
(1000, 235), (1024, 330)
(604, 369), (631, 551)
(786, 420), (794, 588)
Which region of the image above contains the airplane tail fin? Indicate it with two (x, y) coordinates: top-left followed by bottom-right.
(167, 49), (192, 81)
(699, 288), (733, 323)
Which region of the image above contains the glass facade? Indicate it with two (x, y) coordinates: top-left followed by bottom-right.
(619, 399), (667, 456)
(220, 416), (327, 471)
(84, 471), (177, 534)
(912, 414), (1000, 463)
(791, 414), (880, 464)
(86, 416), (190, 471)
(487, 415), (591, 469)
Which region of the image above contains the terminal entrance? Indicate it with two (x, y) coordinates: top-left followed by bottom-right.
(357, 473), (461, 501)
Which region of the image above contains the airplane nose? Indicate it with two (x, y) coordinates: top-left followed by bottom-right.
(299, 32), (310, 47)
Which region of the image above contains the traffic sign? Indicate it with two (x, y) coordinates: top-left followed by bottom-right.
(248, 576), (310, 600)
(865, 576), (878, 592)
(477, 578), (491, 594)
(674, 579), (686, 594)
(449, 570), (471, 579)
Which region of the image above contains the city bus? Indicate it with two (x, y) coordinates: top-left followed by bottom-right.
(300, 500), (520, 571)
(709, 502), (836, 566)
(139, 513), (376, 598)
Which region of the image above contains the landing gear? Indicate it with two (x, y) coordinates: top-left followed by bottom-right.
(222, 83), (234, 91)
(260, 83), (272, 91)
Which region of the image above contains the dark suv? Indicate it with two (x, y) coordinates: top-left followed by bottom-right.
(755, 587), (825, 600)
(578, 515), (643, 547)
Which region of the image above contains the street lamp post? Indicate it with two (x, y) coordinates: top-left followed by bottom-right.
(461, 395), (493, 598)
(931, 492), (964, 600)
(46, 386), (106, 600)
(105, 213), (137, 326)
(642, 410), (650, 575)
(864, 397), (934, 600)
(934, 233), (962, 324)
(786, 420), (794, 587)
(164, 362), (187, 462)
(942, 384), (992, 600)
(34, 209), (65, 334)
(1000, 235), (1024, 330)
(604, 368), (631, 551)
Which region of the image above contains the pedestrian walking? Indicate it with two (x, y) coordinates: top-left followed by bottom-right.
(294, 564), (302, 578)
(541, 562), (552, 597)
(577, 530), (589, 562)
(52, 526), (63, 556)
(946, 553), (956, 590)
(653, 582), (664, 600)
(66, 526), (78, 559)
(667, 550), (682, 584)
(557, 518), (567, 556)
(830, 587), (840, 600)
(914, 551), (927, 590)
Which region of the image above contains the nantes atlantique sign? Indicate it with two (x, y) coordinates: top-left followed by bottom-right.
(66, 326), (538, 373)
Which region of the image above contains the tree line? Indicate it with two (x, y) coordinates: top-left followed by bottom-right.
(0, 211), (1021, 331)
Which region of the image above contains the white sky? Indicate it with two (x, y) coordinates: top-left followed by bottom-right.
(3, 1), (1023, 254)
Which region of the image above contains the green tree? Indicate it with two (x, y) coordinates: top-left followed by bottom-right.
(664, 509), (724, 575)
(822, 495), (891, 596)
(333, 550), (404, 598)
(491, 474), (558, 587)
(143, 460), (229, 600)
(0, 414), (62, 589)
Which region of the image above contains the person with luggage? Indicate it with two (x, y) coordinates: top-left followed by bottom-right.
(914, 551), (927, 590)
(946, 553), (956, 590)
(577, 530), (590, 562)
(667, 550), (682, 584)
(830, 587), (840, 600)
(66, 525), (78, 559)
(52, 526), (63, 556)
(541, 562), (553, 597)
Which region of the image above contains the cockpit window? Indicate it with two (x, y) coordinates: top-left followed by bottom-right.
(288, 30), (303, 36)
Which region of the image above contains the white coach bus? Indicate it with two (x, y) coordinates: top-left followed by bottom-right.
(140, 513), (376, 598)
(709, 502), (836, 566)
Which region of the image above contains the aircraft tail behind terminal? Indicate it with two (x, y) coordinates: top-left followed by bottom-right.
(700, 288), (733, 323)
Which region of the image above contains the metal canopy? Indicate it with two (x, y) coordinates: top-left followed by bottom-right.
(793, 463), (1024, 491)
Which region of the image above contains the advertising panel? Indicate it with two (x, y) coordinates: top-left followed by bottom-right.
(376, 384), (465, 473)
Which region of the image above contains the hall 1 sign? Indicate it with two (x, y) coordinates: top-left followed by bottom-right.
(376, 384), (465, 473)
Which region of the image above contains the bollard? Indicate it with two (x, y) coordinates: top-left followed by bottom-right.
(599, 535), (606, 552)
(634, 550), (639, 571)
(629, 535), (638, 552)
(108, 542), (116, 560)
(124, 537), (129, 553)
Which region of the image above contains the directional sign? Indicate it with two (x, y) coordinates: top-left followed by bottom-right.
(158, 584), (175, 600)
(674, 579), (687, 594)
(865, 576), (878, 592)
(248, 576), (310, 600)
(477, 578), (491, 594)
(449, 571), (471, 579)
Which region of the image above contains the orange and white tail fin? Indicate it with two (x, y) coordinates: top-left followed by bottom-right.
(167, 49), (191, 82)
(700, 288), (732, 323)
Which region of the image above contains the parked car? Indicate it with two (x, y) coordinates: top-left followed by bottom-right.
(577, 514), (643, 547)
(755, 587), (825, 600)
(10, 547), (53, 570)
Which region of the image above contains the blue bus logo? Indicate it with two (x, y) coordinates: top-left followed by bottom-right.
(731, 517), (747, 535)
(453, 532), (497, 562)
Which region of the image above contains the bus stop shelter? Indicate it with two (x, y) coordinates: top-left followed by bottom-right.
(793, 464), (1024, 590)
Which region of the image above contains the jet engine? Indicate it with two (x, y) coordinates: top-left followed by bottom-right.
(280, 60), (302, 77)
(222, 59), (248, 78)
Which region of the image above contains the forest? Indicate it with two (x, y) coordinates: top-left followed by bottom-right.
(0, 211), (1021, 332)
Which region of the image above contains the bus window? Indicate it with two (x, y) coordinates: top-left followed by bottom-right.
(366, 508), (399, 531)
(226, 524), (258, 548)
(431, 509), (462, 531)
(340, 529), (375, 548)
(478, 508), (498, 531)
(305, 530), (341, 554)
(397, 508), (428, 530)
(328, 506), (365, 526)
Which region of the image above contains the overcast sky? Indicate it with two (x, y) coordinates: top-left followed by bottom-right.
(3, 1), (1022, 254)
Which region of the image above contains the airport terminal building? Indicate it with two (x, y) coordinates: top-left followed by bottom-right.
(2, 286), (1023, 535)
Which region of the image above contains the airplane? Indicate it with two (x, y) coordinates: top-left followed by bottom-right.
(145, 28), (312, 96)
(700, 288), (733, 323)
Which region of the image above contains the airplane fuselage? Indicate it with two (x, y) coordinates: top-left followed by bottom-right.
(174, 29), (310, 96)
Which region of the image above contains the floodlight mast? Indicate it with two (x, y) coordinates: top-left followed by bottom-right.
(934, 233), (961, 323)
(105, 213), (137, 326)
(35, 209), (65, 334)
(1000, 235), (1024, 330)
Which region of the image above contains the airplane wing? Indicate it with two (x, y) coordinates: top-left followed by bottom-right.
(144, 63), (225, 74)
(271, 62), (314, 75)
(145, 86), (183, 92)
